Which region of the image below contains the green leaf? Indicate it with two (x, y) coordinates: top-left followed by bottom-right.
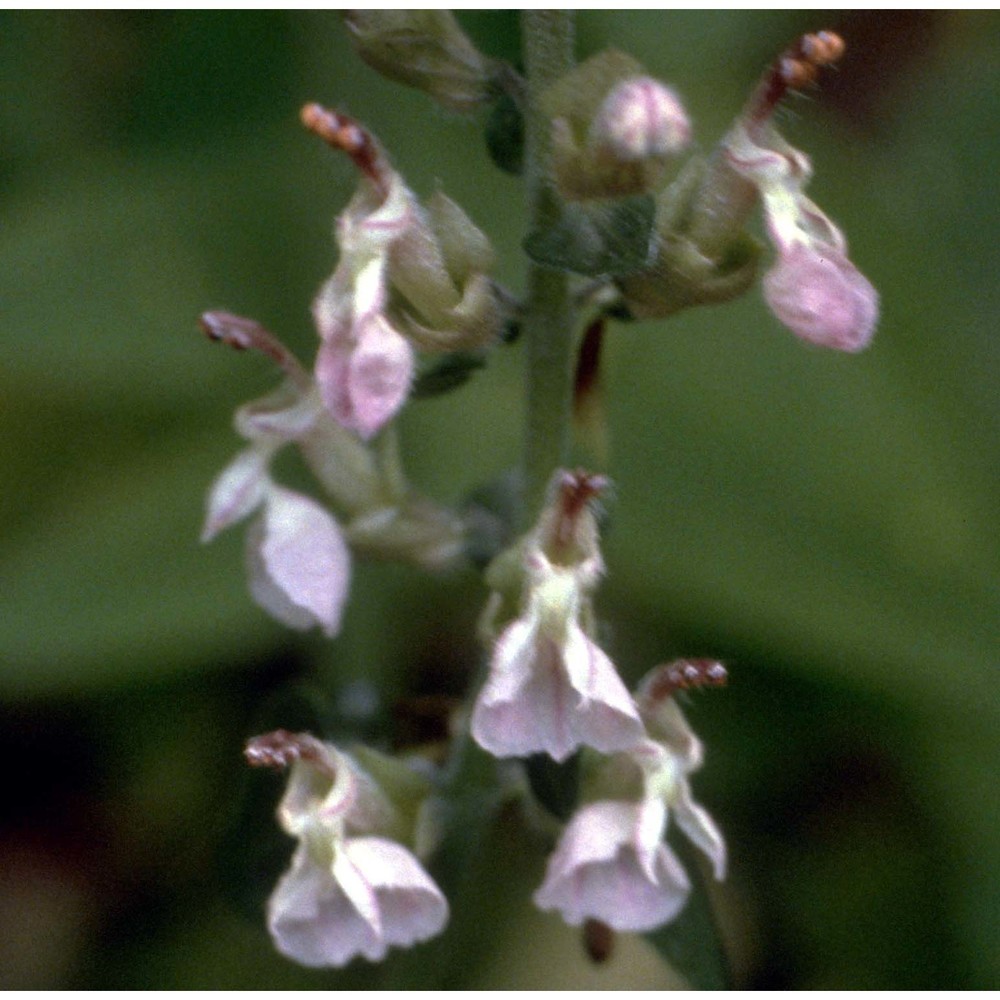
(411, 351), (487, 399)
(644, 835), (731, 989)
(484, 91), (524, 176)
(523, 195), (654, 277)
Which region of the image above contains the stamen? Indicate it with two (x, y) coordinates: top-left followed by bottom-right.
(244, 730), (333, 775)
(200, 311), (311, 389)
(644, 659), (729, 702)
(300, 102), (391, 197)
(747, 30), (846, 126)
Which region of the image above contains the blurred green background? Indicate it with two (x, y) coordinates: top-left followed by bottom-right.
(1, 10), (997, 989)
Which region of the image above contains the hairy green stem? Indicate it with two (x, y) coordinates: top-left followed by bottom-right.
(521, 10), (576, 524)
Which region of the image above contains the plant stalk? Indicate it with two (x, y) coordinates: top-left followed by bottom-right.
(521, 10), (576, 524)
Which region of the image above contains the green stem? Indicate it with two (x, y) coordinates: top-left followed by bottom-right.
(521, 10), (576, 525)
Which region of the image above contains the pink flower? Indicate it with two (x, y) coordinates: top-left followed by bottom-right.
(200, 375), (354, 638)
(533, 799), (690, 931)
(725, 120), (878, 351)
(306, 111), (499, 438)
(312, 182), (417, 440)
(471, 612), (643, 762)
(248, 732), (449, 968)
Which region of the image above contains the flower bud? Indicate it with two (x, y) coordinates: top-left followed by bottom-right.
(343, 11), (493, 114)
(589, 77), (690, 163)
(544, 49), (688, 201)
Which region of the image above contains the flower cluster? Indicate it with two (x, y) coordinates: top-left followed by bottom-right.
(615, 30), (877, 351)
(200, 15), (879, 977)
(201, 104), (499, 638)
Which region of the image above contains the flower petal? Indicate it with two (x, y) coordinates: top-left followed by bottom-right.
(471, 624), (577, 761)
(673, 779), (727, 881)
(267, 843), (383, 968)
(246, 487), (350, 636)
(562, 626), (645, 754)
(201, 446), (269, 543)
(315, 337), (356, 431)
(343, 837), (449, 950)
(763, 242), (878, 352)
(533, 801), (690, 931)
(347, 314), (415, 439)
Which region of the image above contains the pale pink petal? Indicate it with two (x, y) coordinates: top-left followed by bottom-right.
(343, 837), (449, 950)
(763, 242), (878, 352)
(348, 314), (415, 439)
(533, 801), (690, 931)
(471, 624), (577, 762)
(315, 337), (356, 431)
(267, 843), (383, 968)
(562, 626), (645, 754)
(332, 844), (383, 938)
(246, 487), (350, 637)
(472, 622), (643, 762)
(201, 447), (269, 543)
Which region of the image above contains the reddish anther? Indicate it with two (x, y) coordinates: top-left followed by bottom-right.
(645, 659), (729, 702)
(244, 730), (330, 773)
(300, 102), (387, 194)
(748, 30), (846, 126)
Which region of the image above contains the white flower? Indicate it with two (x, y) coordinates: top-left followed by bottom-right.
(533, 799), (691, 931)
(534, 690), (726, 933)
(471, 564), (643, 762)
(250, 733), (449, 968)
(472, 471), (644, 762)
